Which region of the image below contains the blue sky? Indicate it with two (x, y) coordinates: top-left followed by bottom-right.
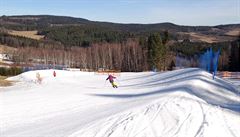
(0, 0), (239, 26)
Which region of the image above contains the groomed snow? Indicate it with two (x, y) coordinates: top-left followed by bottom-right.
(0, 68), (240, 137)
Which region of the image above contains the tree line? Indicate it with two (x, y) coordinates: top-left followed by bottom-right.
(9, 40), (149, 71)
(38, 26), (134, 47)
(0, 30), (239, 72)
(0, 31), (171, 71)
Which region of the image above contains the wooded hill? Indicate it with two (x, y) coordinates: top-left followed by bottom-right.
(0, 15), (239, 72)
(1, 15), (239, 44)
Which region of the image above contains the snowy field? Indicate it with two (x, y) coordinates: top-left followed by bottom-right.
(0, 68), (240, 137)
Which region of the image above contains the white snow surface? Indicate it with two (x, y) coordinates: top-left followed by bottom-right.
(1, 68), (240, 137)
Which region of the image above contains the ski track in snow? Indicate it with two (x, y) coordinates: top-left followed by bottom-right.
(0, 68), (240, 137)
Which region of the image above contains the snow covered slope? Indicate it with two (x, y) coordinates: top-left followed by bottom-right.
(1, 68), (240, 137)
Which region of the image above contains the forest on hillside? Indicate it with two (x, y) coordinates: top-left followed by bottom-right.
(0, 15), (239, 72)
(1, 31), (239, 72)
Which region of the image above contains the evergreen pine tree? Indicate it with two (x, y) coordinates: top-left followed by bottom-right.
(147, 33), (167, 70)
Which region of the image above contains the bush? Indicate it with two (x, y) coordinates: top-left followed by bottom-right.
(0, 67), (23, 76)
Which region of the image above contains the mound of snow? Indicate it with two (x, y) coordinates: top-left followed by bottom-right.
(1, 68), (240, 137)
(70, 92), (240, 137)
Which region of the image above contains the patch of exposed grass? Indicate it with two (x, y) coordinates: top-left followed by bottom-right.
(0, 76), (13, 87)
(0, 44), (17, 53)
(8, 30), (44, 40)
(225, 29), (240, 36)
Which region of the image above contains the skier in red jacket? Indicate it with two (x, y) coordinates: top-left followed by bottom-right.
(53, 71), (56, 77)
(106, 74), (118, 88)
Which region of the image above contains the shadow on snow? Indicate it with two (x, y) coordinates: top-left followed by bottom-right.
(90, 69), (240, 113)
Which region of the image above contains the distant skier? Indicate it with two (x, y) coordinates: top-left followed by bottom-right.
(106, 74), (118, 88)
(53, 71), (56, 77)
(36, 72), (42, 84)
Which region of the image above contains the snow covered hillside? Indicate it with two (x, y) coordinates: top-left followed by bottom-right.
(1, 68), (240, 137)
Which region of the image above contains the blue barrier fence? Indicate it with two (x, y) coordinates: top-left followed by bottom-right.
(176, 48), (220, 79)
(199, 48), (220, 79)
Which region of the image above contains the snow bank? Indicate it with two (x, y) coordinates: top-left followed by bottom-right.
(70, 92), (240, 137)
(1, 68), (240, 137)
